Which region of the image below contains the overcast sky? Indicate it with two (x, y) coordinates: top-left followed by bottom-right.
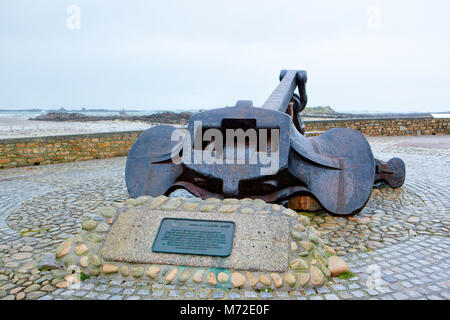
(0, 0), (449, 112)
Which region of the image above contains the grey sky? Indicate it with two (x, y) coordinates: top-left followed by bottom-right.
(0, 0), (449, 112)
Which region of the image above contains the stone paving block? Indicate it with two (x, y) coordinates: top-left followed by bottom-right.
(324, 293), (339, 300)
(184, 291), (196, 298)
(123, 288), (135, 295)
(244, 291), (258, 298)
(152, 290), (164, 297)
(352, 290), (365, 298)
(109, 287), (123, 294)
(317, 286), (330, 294)
(168, 290), (180, 297)
(331, 284), (347, 291)
(337, 291), (352, 299)
(137, 289), (150, 295)
(392, 292), (408, 300)
(85, 292), (97, 299)
(212, 290), (225, 299)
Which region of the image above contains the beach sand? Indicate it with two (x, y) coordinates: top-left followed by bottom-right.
(0, 116), (163, 139)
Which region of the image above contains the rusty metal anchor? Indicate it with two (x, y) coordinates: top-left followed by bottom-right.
(125, 70), (405, 216)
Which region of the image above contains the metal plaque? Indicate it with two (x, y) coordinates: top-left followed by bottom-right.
(152, 218), (235, 257)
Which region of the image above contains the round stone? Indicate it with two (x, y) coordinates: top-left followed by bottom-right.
(193, 270), (204, 283)
(89, 268), (100, 276)
(206, 272), (217, 285)
(102, 264), (118, 274)
(299, 241), (313, 251)
(99, 207), (117, 218)
(407, 216), (420, 224)
(149, 196), (168, 209)
(79, 256), (89, 268)
(293, 224), (306, 232)
(200, 204), (216, 212)
(120, 266), (130, 277)
(271, 204), (282, 211)
(178, 269), (191, 283)
(90, 254), (102, 267)
(327, 256), (350, 276)
(310, 266), (324, 286)
(132, 267), (144, 278)
(282, 209), (296, 217)
(241, 208), (254, 214)
(296, 272), (310, 287)
(182, 202), (199, 211)
(146, 266), (160, 279)
(160, 199), (182, 211)
(290, 258), (309, 271)
(165, 268), (178, 283)
(245, 272), (259, 287)
(291, 231), (303, 240)
(125, 198), (137, 207)
(223, 198), (239, 204)
(259, 274), (271, 286)
(231, 272), (246, 288)
(284, 273), (296, 287)
(134, 195), (152, 205)
(55, 239), (72, 259)
(74, 244), (89, 256)
(217, 272), (229, 283)
(95, 222), (110, 233)
(298, 215), (310, 226)
(218, 205), (240, 213)
(86, 233), (103, 243)
(81, 220), (97, 231)
(270, 273), (283, 288)
(290, 241), (298, 251)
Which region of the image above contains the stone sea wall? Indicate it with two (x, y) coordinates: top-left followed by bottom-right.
(0, 118), (448, 169)
(0, 131), (141, 169)
(305, 117), (448, 136)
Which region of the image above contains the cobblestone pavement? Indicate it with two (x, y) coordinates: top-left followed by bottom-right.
(0, 136), (448, 300)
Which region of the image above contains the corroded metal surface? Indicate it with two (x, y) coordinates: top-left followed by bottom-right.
(125, 70), (406, 216)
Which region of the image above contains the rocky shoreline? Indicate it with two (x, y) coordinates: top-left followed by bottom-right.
(32, 111), (193, 125)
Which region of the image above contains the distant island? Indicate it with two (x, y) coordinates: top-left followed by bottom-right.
(303, 106), (336, 114)
(0, 107), (141, 113)
(26, 105), (445, 125)
(32, 111), (193, 125)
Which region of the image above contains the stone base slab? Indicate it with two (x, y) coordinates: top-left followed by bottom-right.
(53, 196), (346, 291)
(102, 209), (290, 272)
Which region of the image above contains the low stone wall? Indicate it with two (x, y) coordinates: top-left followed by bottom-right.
(0, 131), (142, 169)
(304, 117), (449, 136)
(0, 117), (448, 169)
